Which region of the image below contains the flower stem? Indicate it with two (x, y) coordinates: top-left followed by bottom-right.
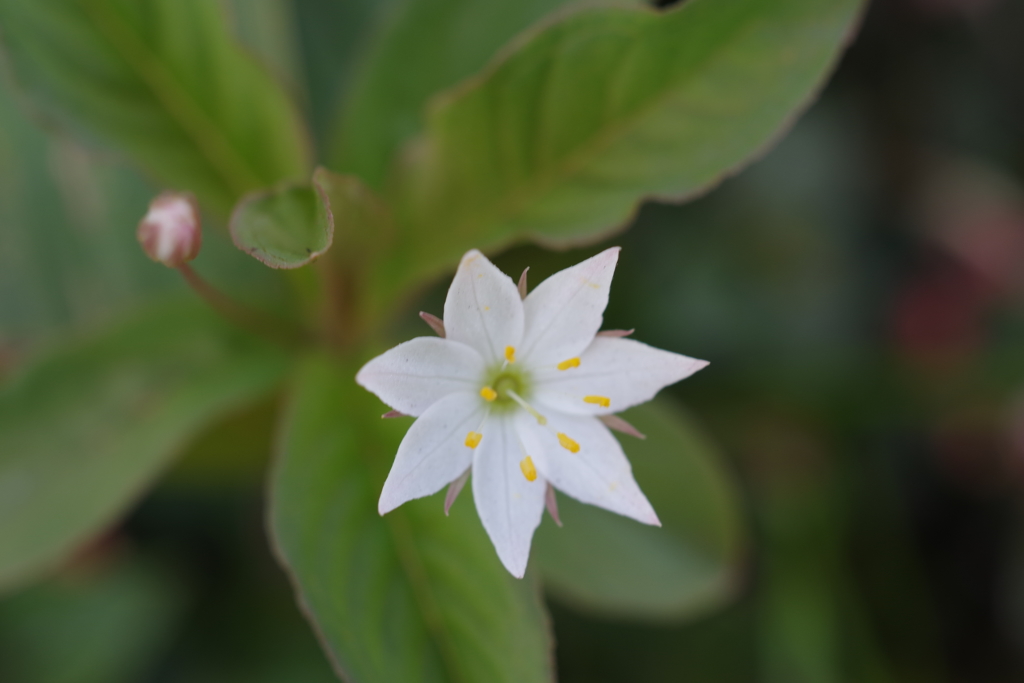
(176, 264), (307, 346)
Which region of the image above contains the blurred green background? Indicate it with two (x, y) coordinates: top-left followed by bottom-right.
(3, 0), (1024, 681)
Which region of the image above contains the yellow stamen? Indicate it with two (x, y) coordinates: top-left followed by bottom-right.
(480, 386), (497, 402)
(519, 456), (537, 482)
(583, 395), (611, 408)
(465, 432), (482, 449)
(557, 433), (580, 453)
(506, 389), (547, 426)
(557, 357), (580, 371)
(505, 346), (516, 363)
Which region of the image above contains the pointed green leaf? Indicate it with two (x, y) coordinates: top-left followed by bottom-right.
(387, 0), (863, 288)
(0, 0), (311, 214)
(0, 300), (290, 591)
(269, 355), (554, 683)
(533, 399), (746, 621)
(230, 181), (334, 269)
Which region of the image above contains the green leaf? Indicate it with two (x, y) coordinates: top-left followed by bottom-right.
(0, 300), (290, 591)
(533, 399), (746, 621)
(0, 0), (311, 214)
(387, 0), (863, 289)
(230, 181), (334, 269)
(227, 0), (304, 92)
(269, 355), (554, 683)
(0, 77), (298, 345)
(0, 73), (177, 340)
(330, 0), (643, 188)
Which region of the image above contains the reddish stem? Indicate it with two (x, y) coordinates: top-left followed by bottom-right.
(176, 264), (306, 346)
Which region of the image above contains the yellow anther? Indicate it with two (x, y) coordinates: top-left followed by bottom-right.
(480, 386), (497, 402)
(465, 432), (483, 449)
(505, 346), (516, 363)
(557, 433), (580, 453)
(519, 456), (537, 482)
(583, 395), (611, 408)
(557, 357), (580, 371)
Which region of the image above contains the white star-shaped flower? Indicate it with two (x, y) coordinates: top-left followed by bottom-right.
(356, 248), (708, 577)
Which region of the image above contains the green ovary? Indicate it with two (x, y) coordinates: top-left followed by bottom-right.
(481, 366), (531, 413)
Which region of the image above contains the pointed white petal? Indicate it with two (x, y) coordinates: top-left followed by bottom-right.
(519, 247), (619, 366)
(518, 412), (659, 526)
(532, 337), (707, 416)
(443, 250), (524, 364)
(356, 337), (485, 417)
(378, 392), (485, 514)
(471, 415), (546, 578)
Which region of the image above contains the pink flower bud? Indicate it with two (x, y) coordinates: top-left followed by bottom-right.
(137, 192), (201, 267)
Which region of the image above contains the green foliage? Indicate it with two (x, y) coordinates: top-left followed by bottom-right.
(0, 300), (289, 590)
(0, 0), (310, 214)
(331, 0), (644, 189)
(269, 355), (554, 683)
(295, 0), (401, 155)
(313, 168), (394, 259)
(383, 0), (862, 287)
(230, 182), (334, 269)
(0, 0), (870, 679)
(0, 75), (176, 339)
(311, 168), (396, 322)
(0, 558), (184, 683)
(533, 399), (745, 620)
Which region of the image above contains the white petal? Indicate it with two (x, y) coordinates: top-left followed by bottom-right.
(378, 392), (484, 514)
(356, 337), (485, 417)
(532, 337), (707, 416)
(471, 415), (546, 578)
(443, 250), (524, 364)
(519, 247), (619, 366)
(518, 412), (659, 526)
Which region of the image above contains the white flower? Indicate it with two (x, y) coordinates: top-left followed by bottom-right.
(356, 248), (707, 577)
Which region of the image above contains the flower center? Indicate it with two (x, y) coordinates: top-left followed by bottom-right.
(477, 366), (547, 425)
(479, 368), (525, 412)
(493, 374), (520, 398)
(470, 358), (582, 471)
(483, 371), (549, 426)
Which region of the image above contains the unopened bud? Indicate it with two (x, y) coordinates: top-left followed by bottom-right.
(137, 192), (201, 267)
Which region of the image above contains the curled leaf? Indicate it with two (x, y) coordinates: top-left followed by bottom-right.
(230, 180), (334, 269)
